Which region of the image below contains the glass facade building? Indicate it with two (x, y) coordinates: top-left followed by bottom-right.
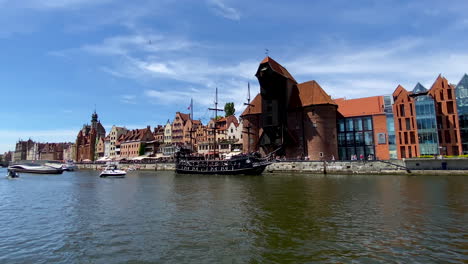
(413, 83), (439, 155)
(337, 117), (375, 160)
(456, 74), (468, 154)
(384, 95), (397, 159)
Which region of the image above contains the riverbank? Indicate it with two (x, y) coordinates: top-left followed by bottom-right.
(76, 159), (468, 175)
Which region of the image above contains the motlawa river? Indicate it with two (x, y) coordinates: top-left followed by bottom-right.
(0, 168), (466, 263)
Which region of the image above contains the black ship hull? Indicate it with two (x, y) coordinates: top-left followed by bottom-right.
(176, 163), (269, 175)
(175, 150), (271, 176)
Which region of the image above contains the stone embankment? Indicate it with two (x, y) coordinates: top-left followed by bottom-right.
(77, 159), (468, 175)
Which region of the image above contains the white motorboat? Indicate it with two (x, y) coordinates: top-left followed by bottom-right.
(8, 164), (63, 174)
(100, 164), (126, 178)
(61, 162), (78, 171)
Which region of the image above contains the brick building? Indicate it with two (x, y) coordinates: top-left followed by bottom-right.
(76, 111), (106, 162)
(428, 75), (462, 156)
(171, 112), (190, 145)
(14, 139), (34, 161)
(392, 75), (463, 158)
(241, 57), (338, 160)
(119, 126), (155, 158)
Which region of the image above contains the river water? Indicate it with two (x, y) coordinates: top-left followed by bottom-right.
(0, 168), (466, 263)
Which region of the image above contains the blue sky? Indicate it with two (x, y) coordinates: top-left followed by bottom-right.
(1, 0), (468, 153)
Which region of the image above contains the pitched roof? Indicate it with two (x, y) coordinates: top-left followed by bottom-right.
(259, 56), (297, 83)
(295, 81), (336, 107)
(412, 82), (427, 94)
(428, 74), (449, 97)
(121, 127), (154, 142)
(335, 96), (385, 117)
(178, 112), (190, 122)
(240, 93), (262, 116)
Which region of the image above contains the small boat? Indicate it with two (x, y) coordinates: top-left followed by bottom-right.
(8, 164), (64, 174)
(6, 169), (19, 179)
(99, 164), (126, 178)
(61, 162), (78, 171)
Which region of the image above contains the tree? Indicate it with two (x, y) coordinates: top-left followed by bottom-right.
(138, 143), (146, 156)
(224, 102), (235, 116)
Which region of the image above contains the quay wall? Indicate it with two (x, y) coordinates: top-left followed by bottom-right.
(76, 159), (468, 175)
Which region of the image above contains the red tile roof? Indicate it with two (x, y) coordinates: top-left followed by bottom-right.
(295, 81), (336, 107)
(240, 93), (262, 116)
(121, 127), (154, 142)
(178, 112), (190, 122)
(335, 95), (385, 117)
(259, 56), (297, 83)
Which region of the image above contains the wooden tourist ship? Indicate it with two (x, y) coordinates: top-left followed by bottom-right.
(175, 86), (273, 175)
(175, 148), (271, 175)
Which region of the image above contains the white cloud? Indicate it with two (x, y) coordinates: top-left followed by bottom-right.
(207, 0), (240, 20)
(120, 95), (137, 104)
(81, 34), (194, 56)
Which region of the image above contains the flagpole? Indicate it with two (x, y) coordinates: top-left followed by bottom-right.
(191, 98), (193, 121)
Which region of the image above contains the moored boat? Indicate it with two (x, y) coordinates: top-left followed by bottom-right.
(61, 162), (78, 171)
(8, 164), (64, 174)
(175, 149), (271, 175)
(99, 164), (126, 178)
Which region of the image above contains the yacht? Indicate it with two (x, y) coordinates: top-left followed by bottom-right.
(61, 161), (78, 171)
(100, 164), (126, 178)
(8, 163), (64, 174)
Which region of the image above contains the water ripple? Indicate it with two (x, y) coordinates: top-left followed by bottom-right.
(0, 169), (466, 263)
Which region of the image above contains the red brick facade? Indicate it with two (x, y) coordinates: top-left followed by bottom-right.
(241, 57), (338, 160)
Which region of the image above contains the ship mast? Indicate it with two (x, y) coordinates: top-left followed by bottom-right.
(208, 87), (223, 158)
(243, 82), (254, 153)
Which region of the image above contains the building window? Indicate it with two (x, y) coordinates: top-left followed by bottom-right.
(405, 118), (411, 130)
(399, 105), (405, 117)
(445, 130), (451, 143)
(447, 101), (454, 114)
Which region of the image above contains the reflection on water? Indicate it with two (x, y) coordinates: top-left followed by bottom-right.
(0, 168), (466, 263)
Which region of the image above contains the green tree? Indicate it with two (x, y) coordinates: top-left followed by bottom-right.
(138, 143), (146, 156)
(224, 102), (235, 116)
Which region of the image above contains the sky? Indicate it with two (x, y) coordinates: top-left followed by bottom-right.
(1, 0), (468, 153)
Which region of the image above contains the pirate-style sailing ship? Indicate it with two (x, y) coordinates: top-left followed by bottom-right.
(175, 86), (272, 175)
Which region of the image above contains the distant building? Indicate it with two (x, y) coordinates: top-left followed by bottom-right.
(455, 74), (468, 154)
(392, 75), (462, 158)
(335, 95), (394, 160)
(14, 139), (33, 161)
(172, 112), (190, 145)
(163, 120), (172, 144)
(95, 137), (105, 160)
(108, 126), (128, 159)
(63, 143), (75, 161)
(104, 136), (110, 158)
(153, 125), (165, 143)
(76, 111), (106, 162)
(39, 142), (71, 161)
(119, 126), (155, 159)
(241, 57), (338, 160)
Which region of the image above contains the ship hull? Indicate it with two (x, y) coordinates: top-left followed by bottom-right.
(175, 163), (268, 175)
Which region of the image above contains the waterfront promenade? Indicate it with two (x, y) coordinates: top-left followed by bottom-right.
(76, 158), (468, 176)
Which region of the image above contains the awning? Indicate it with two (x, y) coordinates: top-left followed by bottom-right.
(132, 156), (149, 161)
